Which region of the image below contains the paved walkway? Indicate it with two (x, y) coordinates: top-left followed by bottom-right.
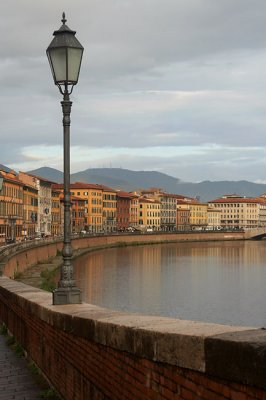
(0, 334), (43, 399)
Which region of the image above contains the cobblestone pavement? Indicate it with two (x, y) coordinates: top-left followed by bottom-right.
(0, 334), (42, 399)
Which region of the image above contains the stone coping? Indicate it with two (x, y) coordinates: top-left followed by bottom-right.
(1, 276), (266, 389)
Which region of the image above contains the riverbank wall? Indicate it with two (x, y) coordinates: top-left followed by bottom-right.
(0, 230), (245, 279)
(1, 231), (266, 400)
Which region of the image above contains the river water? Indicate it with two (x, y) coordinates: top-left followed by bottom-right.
(73, 240), (266, 327)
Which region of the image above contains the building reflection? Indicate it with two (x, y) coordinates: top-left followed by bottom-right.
(73, 240), (266, 326)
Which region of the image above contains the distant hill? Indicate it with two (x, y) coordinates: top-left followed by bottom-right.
(0, 164), (14, 173)
(26, 166), (266, 202)
(71, 168), (181, 191)
(27, 167), (63, 183)
(170, 180), (266, 202)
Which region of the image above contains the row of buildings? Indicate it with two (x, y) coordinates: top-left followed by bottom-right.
(1, 167), (266, 244)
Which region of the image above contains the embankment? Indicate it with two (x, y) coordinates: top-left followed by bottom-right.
(1, 232), (266, 400)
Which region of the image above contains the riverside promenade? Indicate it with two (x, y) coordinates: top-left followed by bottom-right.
(0, 334), (43, 400)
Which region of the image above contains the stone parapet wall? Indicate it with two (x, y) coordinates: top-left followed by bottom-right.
(1, 232), (266, 399)
(0, 277), (266, 400)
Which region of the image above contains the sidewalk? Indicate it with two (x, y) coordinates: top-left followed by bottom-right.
(0, 334), (44, 400)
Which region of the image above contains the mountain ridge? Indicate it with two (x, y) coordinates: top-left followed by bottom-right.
(25, 166), (266, 202)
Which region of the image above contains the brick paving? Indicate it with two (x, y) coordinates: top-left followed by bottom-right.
(0, 334), (43, 399)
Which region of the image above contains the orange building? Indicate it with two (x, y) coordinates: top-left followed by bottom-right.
(0, 169), (23, 244)
(53, 182), (104, 233)
(51, 188), (86, 236)
(71, 196), (86, 233)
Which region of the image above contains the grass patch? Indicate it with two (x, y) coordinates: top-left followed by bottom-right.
(28, 362), (61, 399)
(115, 242), (127, 247)
(5, 335), (25, 358)
(28, 360), (41, 376)
(37, 257), (52, 265)
(0, 323), (7, 335)
(14, 270), (23, 280)
(40, 388), (59, 399)
(14, 342), (25, 358)
(6, 335), (15, 346)
(40, 268), (57, 292)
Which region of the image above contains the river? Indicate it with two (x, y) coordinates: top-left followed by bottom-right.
(73, 240), (266, 327)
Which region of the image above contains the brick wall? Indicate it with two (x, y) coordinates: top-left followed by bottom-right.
(1, 233), (266, 399)
(0, 277), (266, 400)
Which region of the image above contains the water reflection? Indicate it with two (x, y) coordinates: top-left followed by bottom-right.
(74, 241), (266, 327)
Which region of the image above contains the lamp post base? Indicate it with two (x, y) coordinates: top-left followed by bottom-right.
(53, 287), (82, 305)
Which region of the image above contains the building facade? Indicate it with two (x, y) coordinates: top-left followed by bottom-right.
(54, 183), (104, 233)
(22, 183), (38, 239)
(19, 172), (53, 237)
(208, 194), (266, 229)
(176, 201), (190, 230)
(116, 191), (133, 231)
(138, 197), (161, 231)
(51, 188), (61, 236)
(141, 189), (177, 231)
(0, 170), (23, 243)
(102, 185), (117, 233)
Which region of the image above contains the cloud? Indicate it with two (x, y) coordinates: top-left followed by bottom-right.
(1, 0), (266, 182)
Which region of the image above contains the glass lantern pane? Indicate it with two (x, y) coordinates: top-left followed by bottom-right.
(49, 48), (67, 83)
(67, 48), (83, 83)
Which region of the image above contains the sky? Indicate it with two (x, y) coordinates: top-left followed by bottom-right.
(2, 0), (266, 183)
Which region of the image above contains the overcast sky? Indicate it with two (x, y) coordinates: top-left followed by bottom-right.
(2, 0), (266, 182)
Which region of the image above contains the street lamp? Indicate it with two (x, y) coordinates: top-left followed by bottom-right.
(47, 13), (83, 305)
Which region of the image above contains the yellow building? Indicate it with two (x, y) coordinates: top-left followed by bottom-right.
(140, 189), (177, 231)
(51, 188), (61, 236)
(22, 183), (38, 239)
(102, 185), (117, 233)
(53, 182), (104, 233)
(130, 196), (139, 228)
(138, 197), (161, 231)
(184, 200), (208, 229)
(0, 169), (23, 243)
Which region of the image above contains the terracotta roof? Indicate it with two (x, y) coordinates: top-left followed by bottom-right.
(22, 182), (38, 191)
(116, 190), (137, 199)
(157, 192), (177, 198)
(173, 194), (195, 200)
(139, 197), (161, 204)
(52, 182), (104, 190)
(209, 197), (265, 204)
(0, 172), (23, 186)
(101, 184), (116, 192)
(22, 172), (57, 184)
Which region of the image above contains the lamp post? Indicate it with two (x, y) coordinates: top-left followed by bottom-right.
(47, 13), (83, 305)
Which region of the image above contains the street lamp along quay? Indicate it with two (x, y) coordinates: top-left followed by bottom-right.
(46, 13), (83, 305)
